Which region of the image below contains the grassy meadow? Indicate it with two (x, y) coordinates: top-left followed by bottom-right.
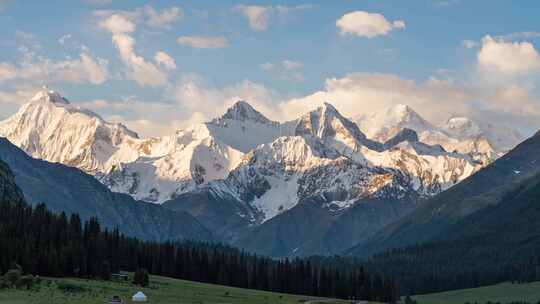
(414, 281), (540, 304)
(0, 275), (351, 304)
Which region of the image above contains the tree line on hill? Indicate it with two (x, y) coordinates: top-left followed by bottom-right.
(0, 199), (399, 303)
(363, 238), (540, 295)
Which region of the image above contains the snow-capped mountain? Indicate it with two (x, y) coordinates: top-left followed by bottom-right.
(101, 101), (282, 203)
(210, 104), (480, 222)
(0, 88), (143, 174)
(0, 89), (282, 203)
(101, 125), (245, 202)
(357, 104), (434, 142)
(0, 88), (517, 256)
(355, 104), (519, 165)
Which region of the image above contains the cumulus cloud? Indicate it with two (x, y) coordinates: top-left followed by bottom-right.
(99, 13), (136, 33)
(278, 72), (540, 135)
(110, 33), (167, 86)
(336, 11), (405, 38)
(234, 4), (312, 31)
(177, 36), (229, 48)
(154, 51), (176, 70)
(0, 51), (109, 85)
(477, 35), (540, 74)
(96, 8), (179, 86)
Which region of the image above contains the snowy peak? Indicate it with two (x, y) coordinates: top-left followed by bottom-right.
(358, 104), (433, 142)
(214, 100), (274, 125)
(295, 102), (364, 139)
(443, 117), (482, 139)
(31, 87), (70, 105)
(0, 88), (143, 174)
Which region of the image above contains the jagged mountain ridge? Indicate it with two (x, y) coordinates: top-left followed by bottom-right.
(0, 89), (521, 256)
(164, 104), (483, 254)
(356, 104), (521, 165)
(348, 129), (540, 257)
(1, 90), (493, 211)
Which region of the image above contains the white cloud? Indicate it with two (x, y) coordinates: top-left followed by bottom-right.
(282, 60), (302, 70)
(234, 4), (312, 31)
(0, 50), (109, 85)
(278, 73), (540, 135)
(99, 13), (136, 34)
(336, 11), (405, 38)
(154, 51), (176, 70)
(55, 52), (109, 84)
(177, 36), (229, 49)
(111, 33), (167, 86)
(95, 5), (181, 30)
(143, 5), (182, 29)
(462, 39), (478, 49)
(97, 10), (175, 87)
(477, 35), (540, 74)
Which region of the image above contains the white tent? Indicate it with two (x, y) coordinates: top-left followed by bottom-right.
(132, 291), (148, 302)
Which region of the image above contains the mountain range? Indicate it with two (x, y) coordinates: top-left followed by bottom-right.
(0, 88), (526, 256)
(349, 128), (540, 256)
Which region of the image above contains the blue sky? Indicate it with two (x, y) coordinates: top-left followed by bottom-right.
(0, 0), (539, 136)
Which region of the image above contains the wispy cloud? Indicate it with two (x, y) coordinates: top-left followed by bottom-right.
(234, 4), (312, 31)
(260, 59), (304, 82)
(177, 36), (229, 49)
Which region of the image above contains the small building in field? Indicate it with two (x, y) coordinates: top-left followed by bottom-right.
(132, 291), (148, 302)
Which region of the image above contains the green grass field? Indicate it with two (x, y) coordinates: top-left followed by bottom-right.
(414, 281), (540, 304)
(0, 275), (350, 304)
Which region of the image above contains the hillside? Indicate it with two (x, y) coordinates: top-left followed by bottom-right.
(0, 138), (212, 242)
(350, 131), (540, 256)
(414, 281), (540, 304)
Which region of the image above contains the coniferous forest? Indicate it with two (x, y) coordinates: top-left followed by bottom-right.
(0, 199), (399, 303)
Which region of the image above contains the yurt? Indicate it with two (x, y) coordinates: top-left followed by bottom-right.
(132, 291), (148, 302)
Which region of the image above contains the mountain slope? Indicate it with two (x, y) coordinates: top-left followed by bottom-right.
(0, 137), (212, 242)
(161, 105), (482, 256)
(0, 88), (142, 174)
(356, 104), (516, 165)
(350, 131), (540, 256)
(102, 101), (281, 203)
(0, 158), (24, 204)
